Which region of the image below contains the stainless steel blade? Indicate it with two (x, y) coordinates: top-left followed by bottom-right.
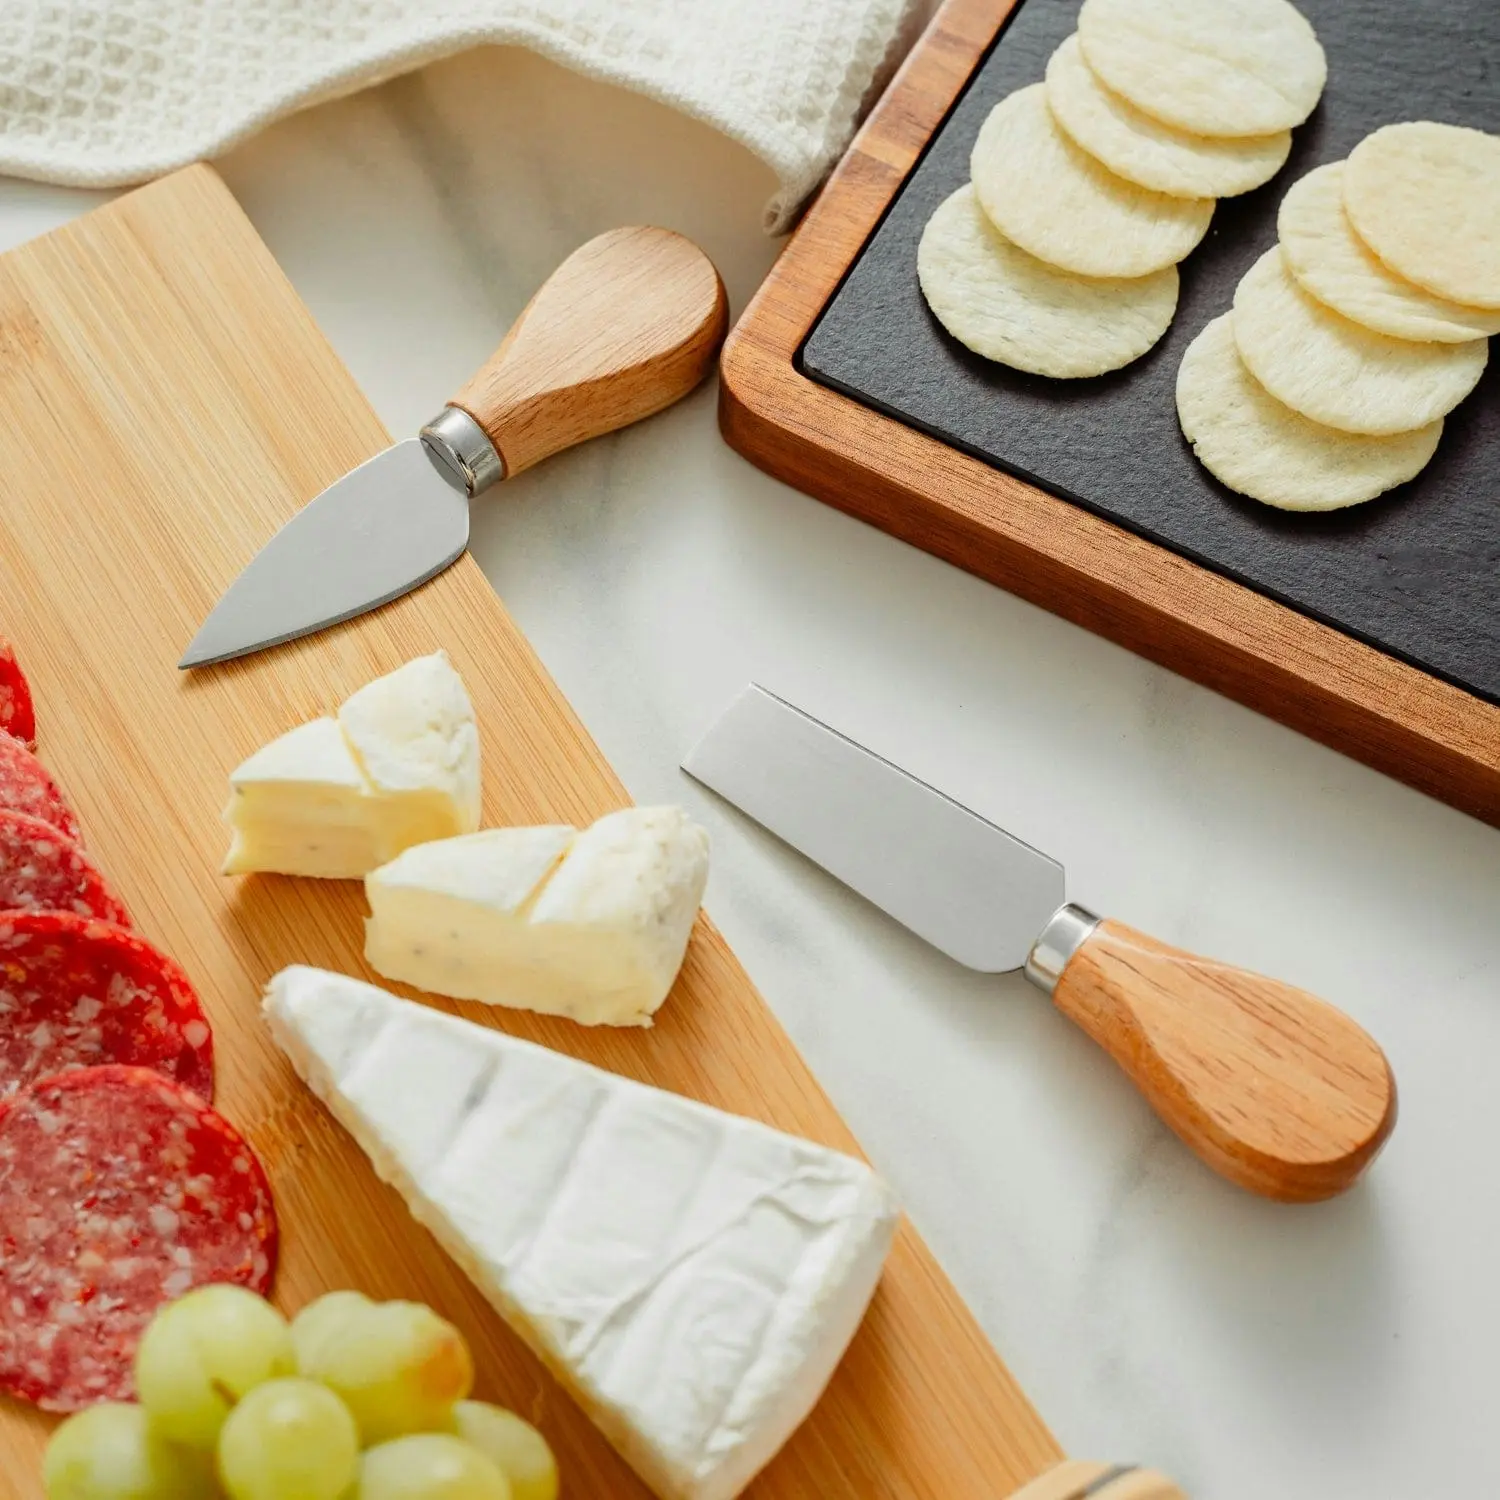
(179, 439), (470, 668)
(682, 685), (1066, 972)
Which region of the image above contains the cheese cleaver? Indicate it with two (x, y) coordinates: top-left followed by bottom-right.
(181, 226), (728, 668)
(683, 685), (1397, 1202)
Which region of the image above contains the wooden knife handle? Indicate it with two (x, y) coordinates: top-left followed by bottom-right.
(448, 225), (727, 478)
(1050, 918), (1396, 1202)
(1011, 1460), (1186, 1499)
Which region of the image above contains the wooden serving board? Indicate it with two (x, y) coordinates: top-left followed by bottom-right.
(720, 0), (1500, 827)
(0, 166), (1060, 1497)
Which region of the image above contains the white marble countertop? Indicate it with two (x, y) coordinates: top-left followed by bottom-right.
(4, 44), (1496, 1500)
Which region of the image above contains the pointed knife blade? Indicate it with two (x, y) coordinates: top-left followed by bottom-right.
(682, 685), (1066, 973)
(179, 439), (470, 669)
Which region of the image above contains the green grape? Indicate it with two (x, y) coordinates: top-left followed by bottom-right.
(43, 1402), (219, 1500)
(448, 1404), (558, 1500)
(215, 1378), (359, 1500)
(289, 1291), (374, 1372)
(135, 1284), (297, 1448)
(294, 1299), (473, 1446)
(357, 1435), (511, 1500)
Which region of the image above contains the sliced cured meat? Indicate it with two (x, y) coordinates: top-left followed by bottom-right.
(0, 639), (35, 748)
(0, 1065), (276, 1411)
(0, 810), (131, 926)
(0, 911), (210, 1100)
(0, 732), (81, 844)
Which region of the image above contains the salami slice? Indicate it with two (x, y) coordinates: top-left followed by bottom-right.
(0, 810), (131, 926)
(0, 1065), (276, 1410)
(0, 732), (81, 844)
(0, 639), (35, 749)
(0, 911), (210, 1100)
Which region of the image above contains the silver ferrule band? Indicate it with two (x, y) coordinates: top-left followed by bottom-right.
(420, 405), (505, 497)
(1023, 902), (1102, 994)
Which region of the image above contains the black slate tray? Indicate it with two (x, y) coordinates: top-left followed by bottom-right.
(802, 0), (1500, 704)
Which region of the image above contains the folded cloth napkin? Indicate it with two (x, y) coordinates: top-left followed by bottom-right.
(0, 0), (925, 231)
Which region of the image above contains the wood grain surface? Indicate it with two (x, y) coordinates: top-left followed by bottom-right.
(1053, 921), (1397, 1203)
(0, 166), (1061, 1497)
(718, 0), (1500, 827)
(452, 224), (728, 477)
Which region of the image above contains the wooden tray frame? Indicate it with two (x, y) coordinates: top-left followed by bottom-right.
(719, 0), (1500, 828)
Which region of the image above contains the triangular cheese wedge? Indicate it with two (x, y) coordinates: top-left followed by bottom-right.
(364, 807), (709, 1026)
(264, 967), (899, 1500)
(224, 651), (480, 878)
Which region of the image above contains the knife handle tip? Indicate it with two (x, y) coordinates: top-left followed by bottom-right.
(1051, 919), (1397, 1202)
(446, 225), (728, 479)
(1011, 1460), (1187, 1500)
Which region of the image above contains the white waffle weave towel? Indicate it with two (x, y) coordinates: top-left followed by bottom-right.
(0, 0), (924, 231)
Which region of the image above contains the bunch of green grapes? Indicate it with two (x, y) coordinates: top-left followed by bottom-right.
(44, 1286), (560, 1500)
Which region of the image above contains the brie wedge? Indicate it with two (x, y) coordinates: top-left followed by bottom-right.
(264, 967), (898, 1500)
(365, 806), (709, 1026)
(224, 651), (480, 879)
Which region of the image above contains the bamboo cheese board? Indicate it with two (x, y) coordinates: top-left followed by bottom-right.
(0, 166), (1067, 1496)
(720, 0), (1500, 828)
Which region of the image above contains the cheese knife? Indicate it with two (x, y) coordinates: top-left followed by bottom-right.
(683, 684), (1397, 1202)
(181, 226), (728, 668)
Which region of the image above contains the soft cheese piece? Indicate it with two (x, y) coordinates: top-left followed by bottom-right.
(264, 967), (899, 1500)
(223, 651), (481, 879)
(365, 807), (710, 1026)
(223, 716), (382, 877)
(338, 652), (482, 835)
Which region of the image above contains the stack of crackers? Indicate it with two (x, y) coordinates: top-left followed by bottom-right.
(919, 0), (1325, 378)
(1179, 124), (1500, 511)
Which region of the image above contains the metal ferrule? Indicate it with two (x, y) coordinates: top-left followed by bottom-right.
(419, 406), (505, 497)
(1023, 902), (1101, 994)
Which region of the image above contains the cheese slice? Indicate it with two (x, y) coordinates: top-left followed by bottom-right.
(365, 807), (709, 1026)
(264, 967), (899, 1500)
(224, 651), (481, 879)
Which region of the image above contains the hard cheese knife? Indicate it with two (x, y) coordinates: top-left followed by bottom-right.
(684, 685), (1397, 1202)
(182, 226), (728, 667)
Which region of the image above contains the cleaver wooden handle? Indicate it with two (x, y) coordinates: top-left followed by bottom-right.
(448, 225), (728, 478)
(1047, 916), (1396, 1202)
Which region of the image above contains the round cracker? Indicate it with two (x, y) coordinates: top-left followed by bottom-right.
(1344, 122), (1500, 310)
(1280, 162), (1500, 343)
(1046, 34), (1291, 199)
(1231, 247), (1487, 434)
(1078, 0), (1326, 138)
(971, 84), (1213, 278)
(1177, 315), (1441, 510)
(917, 185), (1179, 377)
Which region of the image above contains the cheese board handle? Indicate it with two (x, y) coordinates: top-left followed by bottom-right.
(443, 225), (728, 480)
(1010, 1459), (1186, 1499)
(1038, 911), (1397, 1202)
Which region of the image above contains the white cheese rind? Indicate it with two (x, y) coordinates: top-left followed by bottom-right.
(364, 807), (710, 1027)
(338, 650), (481, 831)
(223, 651), (481, 879)
(369, 825), (575, 912)
(231, 715), (366, 790)
(263, 966), (899, 1500)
